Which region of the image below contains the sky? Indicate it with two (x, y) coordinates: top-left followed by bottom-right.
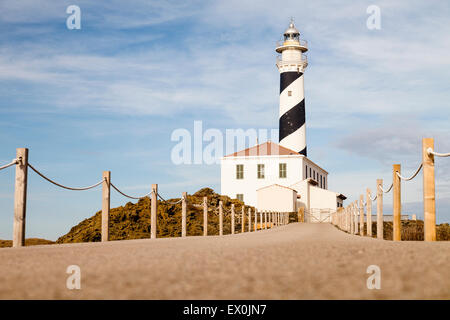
(0, 0), (449, 240)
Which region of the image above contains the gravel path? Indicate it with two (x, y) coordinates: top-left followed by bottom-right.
(0, 223), (448, 299)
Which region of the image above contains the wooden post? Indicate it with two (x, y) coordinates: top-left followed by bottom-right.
(241, 206), (245, 233)
(264, 211), (267, 229)
(13, 148), (28, 248)
(150, 184), (158, 239)
(203, 196), (208, 236)
(259, 210), (263, 230)
(359, 195), (364, 236)
(231, 204), (235, 235)
(181, 192), (187, 237)
(423, 138), (436, 241)
(354, 201), (359, 234)
(254, 210), (257, 231)
(219, 200), (223, 236)
(393, 164), (401, 241)
(101, 171), (111, 242)
(349, 203), (354, 234)
(248, 207), (251, 232)
(376, 179), (383, 239)
(367, 189), (372, 237)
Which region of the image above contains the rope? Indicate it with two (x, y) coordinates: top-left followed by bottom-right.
(0, 159), (18, 171)
(28, 163), (104, 191)
(157, 192), (183, 205)
(378, 183), (393, 193)
(111, 183), (153, 200)
(369, 194), (377, 201)
(427, 147), (450, 157)
(396, 163), (423, 181)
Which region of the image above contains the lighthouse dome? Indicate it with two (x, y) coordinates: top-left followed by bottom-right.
(284, 22), (300, 36)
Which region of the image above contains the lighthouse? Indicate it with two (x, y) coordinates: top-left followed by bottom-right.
(220, 19), (346, 218)
(276, 19), (308, 156)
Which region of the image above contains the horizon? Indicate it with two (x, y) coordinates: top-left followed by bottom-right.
(1, 0), (450, 241)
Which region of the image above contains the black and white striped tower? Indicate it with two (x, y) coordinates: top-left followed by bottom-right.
(276, 19), (308, 156)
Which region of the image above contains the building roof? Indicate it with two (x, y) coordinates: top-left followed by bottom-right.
(224, 141), (300, 157)
(337, 194), (347, 200)
(256, 183), (298, 193)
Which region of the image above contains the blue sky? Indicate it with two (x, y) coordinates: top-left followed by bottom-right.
(1, 0), (449, 240)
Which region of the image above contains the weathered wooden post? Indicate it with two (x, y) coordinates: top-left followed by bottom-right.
(359, 195), (364, 236)
(181, 192), (187, 237)
(354, 201), (359, 234)
(367, 188), (372, 237)
(231, 204), (235, 235)
(101, 171), (111, 242)
(344, 208), (346, 230)
(151, 184), (158, 239)
(376, 179), (383, 239)
(219, 200), (223, 236)
(259, 210), (263, 230)
(13, 148), (28, 248)
(248, 207), (251, 232)
(203, 196), (208, 236)
(241, 206), (245, 233)
(349, 203), (354, 234)
(393, 164), (401, 241)
(348, 206), (351, 232)
(264, 211), (267, 229)
(423, 138), (436, 241)
(254, 210), (257, 231)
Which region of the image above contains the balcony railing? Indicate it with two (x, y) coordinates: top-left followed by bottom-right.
(276, 39), (308, 49)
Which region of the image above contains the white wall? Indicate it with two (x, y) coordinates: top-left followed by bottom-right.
(220, 155), (304, 207)
(257, 185), (297, 212)
(309, 186), (339, 210)
(303, 158), (328, 189)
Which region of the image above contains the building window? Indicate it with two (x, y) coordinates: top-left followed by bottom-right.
(319, 175), (322, 188)
(257, 164), (265, 179)
(313, 170), (316, 180)
(288, 90), (292, 96)
(305, 165), (308, 178)
(309, 167), (311, 178)
(279, 163), (287, 178)
(237, 194), (244, 202)
(236, 164), (244, 179)
(324, 177), (326, 189)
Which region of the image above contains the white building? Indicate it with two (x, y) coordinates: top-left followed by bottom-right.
(221, 141), (329, 205)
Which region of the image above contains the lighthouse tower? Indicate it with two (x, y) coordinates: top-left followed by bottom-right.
(276, 19), (308, 156)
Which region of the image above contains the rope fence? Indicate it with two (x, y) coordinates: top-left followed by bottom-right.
(331, 138), (449, 242)
(1, 147), (289, 247)
(110, 183), (153, 200)
(0, 159), (18, 171)
(28, 163), (105, 191)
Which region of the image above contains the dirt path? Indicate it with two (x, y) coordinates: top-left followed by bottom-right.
(0, 223), (448, 299)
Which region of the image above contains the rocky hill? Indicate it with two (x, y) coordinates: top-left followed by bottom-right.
(57, 188), (253, 243)
(0, 238), (54, 248)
